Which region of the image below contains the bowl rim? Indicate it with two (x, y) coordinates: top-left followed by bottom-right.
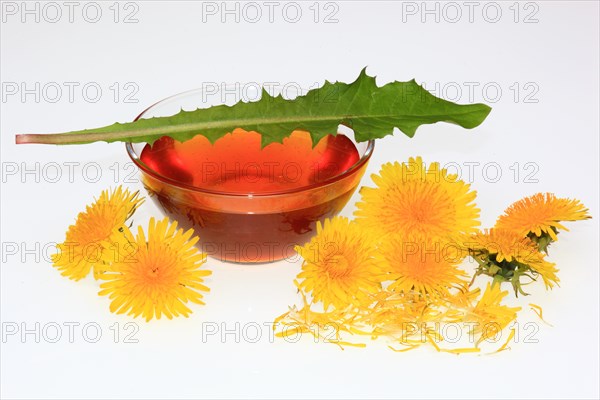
(125, 89), (375, 198)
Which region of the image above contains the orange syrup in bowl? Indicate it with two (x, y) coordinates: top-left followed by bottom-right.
(134, 128), (372, 263)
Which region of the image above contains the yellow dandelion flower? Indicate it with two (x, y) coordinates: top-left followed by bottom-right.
(465, 283), (521, 345)
(467, 228), (540, 264)
(496, 193), (591, 252)
(98, 217), (211, 321)
(52, 187), (143, 281)
(295, 217), (383, 311)
(467, 229), (559, 295)
(354, 156), (480, 241)
(377, 235), (469, 296)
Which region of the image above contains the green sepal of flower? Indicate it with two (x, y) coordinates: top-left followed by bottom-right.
(470, 252), (537, 297)
(527, 227), (558, 254)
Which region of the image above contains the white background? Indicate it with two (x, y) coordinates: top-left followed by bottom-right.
(1, 1), (599, 399)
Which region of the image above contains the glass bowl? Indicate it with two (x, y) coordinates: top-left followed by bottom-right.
(126, 88), (374, 263)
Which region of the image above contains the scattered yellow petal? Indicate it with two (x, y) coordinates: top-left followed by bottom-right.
(529, 303), (553, 326)
(493, 328), (516, 354)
